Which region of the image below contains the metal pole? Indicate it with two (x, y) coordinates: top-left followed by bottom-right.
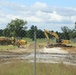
(34, 27), (36, 75)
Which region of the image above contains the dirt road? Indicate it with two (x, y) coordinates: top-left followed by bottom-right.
(0, 45), (76, 65)
(0, 51), (76, 66)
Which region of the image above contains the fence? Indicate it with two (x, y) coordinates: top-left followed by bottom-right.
(0, 26), (76, 75)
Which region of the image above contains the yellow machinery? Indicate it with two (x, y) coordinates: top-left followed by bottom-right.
(44, 29), (59, 44)
(0, 37), (27, 47)
(16, 39), (27, 47)
(44, 29), (70, 45)
(12, 37), (27, 47)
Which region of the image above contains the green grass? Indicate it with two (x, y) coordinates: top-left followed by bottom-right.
(22, 37), (56, 45)
(0, 45), (17, 51)
(0, 61), (76, 75)
(22, 38), (33, 44)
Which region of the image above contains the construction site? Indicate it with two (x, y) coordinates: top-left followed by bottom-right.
(0, 36), (76, 64)
(0, 0), (76, 75)
(0, 29), (76, 75)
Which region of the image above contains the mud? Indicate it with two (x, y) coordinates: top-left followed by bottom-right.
(46, 43), (73, 48)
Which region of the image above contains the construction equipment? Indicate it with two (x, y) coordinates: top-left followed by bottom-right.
(0, 37), (27, 47)
(44, 29), (70, 47)
(12, 37), (27, 47)
(0, 37), (12, 45)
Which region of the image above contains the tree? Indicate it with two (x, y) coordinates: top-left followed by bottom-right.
(27, 25), (37, 41)
(61, 26), (71, 33)
(71, 29), (76, 38)
(18, 30), (27, 38)
(0, 29), (3, 36)
(61, 26), (71, 40)
(6, 18), (27, 38)
(61, 25), (76, 39)
(37, 29), (45, 38)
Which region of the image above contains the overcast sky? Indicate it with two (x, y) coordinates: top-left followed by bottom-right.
(0, 0), (76, 31)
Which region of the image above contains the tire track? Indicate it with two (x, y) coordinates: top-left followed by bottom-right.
(0, 52), (76, 65)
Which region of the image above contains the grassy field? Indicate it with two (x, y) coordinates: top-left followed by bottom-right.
(0, 45), (17, 51)
(22, 37), (35, 44)
(23, 37), (56, 45)
(0, 61), (76, 75)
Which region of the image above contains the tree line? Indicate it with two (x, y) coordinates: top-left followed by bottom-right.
(0, 18), (76, 41)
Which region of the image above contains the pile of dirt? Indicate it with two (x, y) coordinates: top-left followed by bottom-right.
(25, 43), (44, 50)
(46, 43), (73, 48)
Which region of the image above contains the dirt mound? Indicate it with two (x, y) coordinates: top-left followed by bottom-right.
(53, 44), (73, 47)
(26, 43), (44, 50)
(46, 44), (73, 48)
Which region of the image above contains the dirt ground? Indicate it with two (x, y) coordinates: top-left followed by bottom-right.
(2, 43), (75, 54)
(3, 43), (43, 53)
(0, 43), (76, 66)
(62, 47), (76, 53)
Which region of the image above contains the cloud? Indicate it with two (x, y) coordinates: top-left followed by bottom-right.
(31, 2), (48, 11)
(51, 7), (76, 16)
(71, 16), (76, 22)
(0, 1), (76, 31)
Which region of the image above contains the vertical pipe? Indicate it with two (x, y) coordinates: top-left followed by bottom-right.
(34, 27), (36, 75)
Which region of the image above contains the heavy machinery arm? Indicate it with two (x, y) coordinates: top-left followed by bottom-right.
(44, 30), (50, 40)
(44, 30), (59, 39)
(44, 29), (59, 43)
(44, 29), (70, 44)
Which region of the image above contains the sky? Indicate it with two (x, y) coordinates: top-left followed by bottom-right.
(0, 0), (76, 31)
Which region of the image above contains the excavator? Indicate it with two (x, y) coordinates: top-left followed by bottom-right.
(44, 29), (70, 47)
